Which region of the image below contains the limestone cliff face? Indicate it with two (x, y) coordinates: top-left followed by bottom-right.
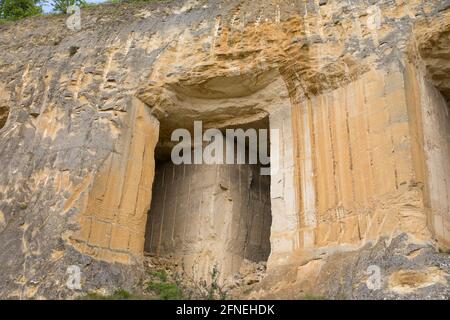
(0, 0), (449, 299)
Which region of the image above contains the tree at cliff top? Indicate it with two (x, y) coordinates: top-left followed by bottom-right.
(0, 0), (42, 20)
(47, 0), (86, 14)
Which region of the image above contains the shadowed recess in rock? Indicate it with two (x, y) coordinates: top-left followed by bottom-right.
(144, 118), (272, 281)
(0, 106), (8, 129)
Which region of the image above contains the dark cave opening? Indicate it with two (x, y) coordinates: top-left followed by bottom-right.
(144, 117), (272, 278)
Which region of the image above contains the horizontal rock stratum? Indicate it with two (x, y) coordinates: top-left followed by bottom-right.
(0, 0), (449, 299)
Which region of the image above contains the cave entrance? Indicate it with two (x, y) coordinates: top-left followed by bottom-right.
(144, 117), (272, 280)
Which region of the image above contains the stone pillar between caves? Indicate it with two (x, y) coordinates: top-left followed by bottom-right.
(70, 97), (160, 265)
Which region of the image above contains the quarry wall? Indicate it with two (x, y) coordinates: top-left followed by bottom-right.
(0, 0), (448, 298)
(144, 161), (272, 280)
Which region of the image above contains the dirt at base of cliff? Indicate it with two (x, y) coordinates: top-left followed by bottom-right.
(78, 233), (450, 300)
(250, 233), (450, 300)
(138, 255), (267, 300)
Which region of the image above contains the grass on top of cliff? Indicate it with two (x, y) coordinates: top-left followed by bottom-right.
(107, 0), (168, 3)
(0, 0), (168, 24)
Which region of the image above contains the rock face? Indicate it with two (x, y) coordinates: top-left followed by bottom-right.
(144, 160), (272, 280)
(252, 233), (450, 300)
(0, 0), (449, 299)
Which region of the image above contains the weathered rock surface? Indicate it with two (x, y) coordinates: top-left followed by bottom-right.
(145, 160), (272, 281)
(250, 233), (450, 300)
(0, 0), (449, 299)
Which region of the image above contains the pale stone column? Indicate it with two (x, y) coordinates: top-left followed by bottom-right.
(267, 106), (300, 268)
(405, 64), (450, 247)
